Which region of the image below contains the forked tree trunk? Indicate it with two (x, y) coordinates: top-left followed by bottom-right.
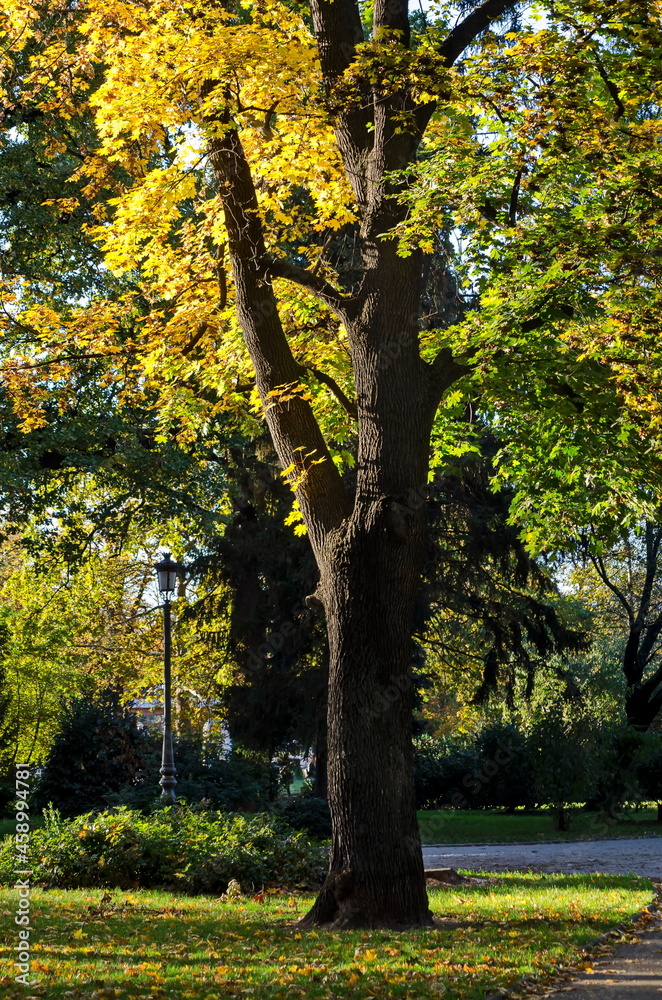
(293, 217), (442, 927)
(206, 0), (517, 931)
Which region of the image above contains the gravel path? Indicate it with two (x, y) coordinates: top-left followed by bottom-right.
(539, 912), (662, 1000)
(422, 837), (662, 878)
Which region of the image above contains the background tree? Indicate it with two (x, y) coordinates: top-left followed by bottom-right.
(567, 523), (662, 730)
(418, 429), (588, 709)
(0, 540), (167, 765)
(528, 700), (607, 832)
(398, 2), (662, 545)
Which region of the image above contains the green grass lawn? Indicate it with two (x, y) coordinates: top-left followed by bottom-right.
(418, 807), (662, 844)
(0, 874), (652, 999)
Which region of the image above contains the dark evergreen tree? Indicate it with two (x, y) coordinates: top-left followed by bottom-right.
(34, 689), (147, 817)
(183, 439), (330, 796)
(419, 428), (588, 706)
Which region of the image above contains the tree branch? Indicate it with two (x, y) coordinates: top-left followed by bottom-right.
(374, 0), (410, 44)
(639, 611), (662, 668)
(310, 0), (372, 210)
(428, 347), (475, 409)
(589, 546), (635, 625)
(439, 0), (521, 68)
(633, 664), (662, 713)
(594, 56), (626, 121)
(508, 166), (523, 226)
(634, 523), (662, 631)
(182, 322), (209, 356)
(204, 98), (351, 556)
(4, 352), (128, 370)
(303, 364), (358, 420)
(414, 1), (521, 143)
(265, 257), (359, 323)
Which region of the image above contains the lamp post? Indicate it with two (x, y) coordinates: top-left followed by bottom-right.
(154, 552), (182, 803)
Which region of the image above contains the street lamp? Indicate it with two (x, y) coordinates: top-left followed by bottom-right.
(154, 551), (183, 803)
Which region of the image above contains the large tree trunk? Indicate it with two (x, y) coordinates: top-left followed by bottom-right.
(312, 673), (328, 799)
(300, 508), (433, 929)
(299, 238), (438, 927)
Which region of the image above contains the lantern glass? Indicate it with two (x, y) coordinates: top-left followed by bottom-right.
(155, 552), (179, 596)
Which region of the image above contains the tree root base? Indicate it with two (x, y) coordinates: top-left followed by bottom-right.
(424, 867), (490, 885)
(296, 869), (435, 930)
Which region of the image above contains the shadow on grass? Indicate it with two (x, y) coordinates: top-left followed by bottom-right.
(452, 872), (654, 892)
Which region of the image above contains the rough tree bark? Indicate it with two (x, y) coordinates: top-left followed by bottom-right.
(208, 0), (519, 929)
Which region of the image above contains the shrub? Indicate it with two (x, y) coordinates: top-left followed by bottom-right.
(471, 723), (536, 811)
(583, 722), (644, 813)
(109, 731), (273, 813)
(633, 730), (662, 818)
(272, 790), (331, 838)
(0, 804), (328, 893)
(413, 726), (535, 811)
(413, 734), (481, 809)
(34, 692), (275, 817)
